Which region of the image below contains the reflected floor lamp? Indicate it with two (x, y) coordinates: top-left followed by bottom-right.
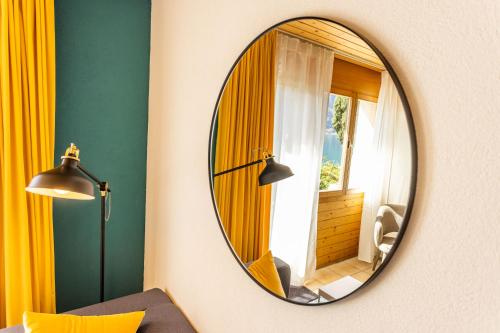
(214, 152), (294, 185)
(26, 143), (111, 303)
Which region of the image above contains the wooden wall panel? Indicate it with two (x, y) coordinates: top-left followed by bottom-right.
(316, 190), (364, 268)
(331, 58), (382, 101)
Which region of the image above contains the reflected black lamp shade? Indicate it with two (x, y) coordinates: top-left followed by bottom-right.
(258, 157), (294, 186)
(26, 158), (95, 200)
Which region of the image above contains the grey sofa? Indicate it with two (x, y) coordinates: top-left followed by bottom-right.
(246, 257), (318, 303)
(0, 288), (196, 333)
(271, 257), (291, 297)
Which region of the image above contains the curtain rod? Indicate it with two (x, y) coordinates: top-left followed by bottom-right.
(276, 29), (385, 71)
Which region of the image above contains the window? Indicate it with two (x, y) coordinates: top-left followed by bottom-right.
(320, 94), (378, 192)
(320, 58), (382, 192)
(320, 93), (351, 191)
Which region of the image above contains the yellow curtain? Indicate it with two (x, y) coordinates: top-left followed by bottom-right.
(0, 0), (56, 327)
(214, 31), (276, 263)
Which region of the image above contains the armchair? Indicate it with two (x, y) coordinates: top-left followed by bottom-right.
(372, 204), (406, 271)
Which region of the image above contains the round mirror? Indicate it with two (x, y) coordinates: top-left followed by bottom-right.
(209, 17), (417, 305)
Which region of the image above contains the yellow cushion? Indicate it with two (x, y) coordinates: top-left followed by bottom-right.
(247, 250), (286, 297)
(23, 311), (145, 333)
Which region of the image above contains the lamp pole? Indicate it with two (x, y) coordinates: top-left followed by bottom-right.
(77, 164), (110, 303)
(213, 159), (263, 177)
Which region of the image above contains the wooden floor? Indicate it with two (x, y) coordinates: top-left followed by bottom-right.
(305, 257), (373, 293)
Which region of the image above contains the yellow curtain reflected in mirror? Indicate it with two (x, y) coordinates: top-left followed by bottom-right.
(0, 0), (56, 327)
(214, 31), (276, 263)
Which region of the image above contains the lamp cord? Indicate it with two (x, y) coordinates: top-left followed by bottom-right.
(105, 191), (112, 222)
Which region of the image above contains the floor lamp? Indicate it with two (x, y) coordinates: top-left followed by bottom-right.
(214, 151), (294, 185)
(26, 143), (111, 303)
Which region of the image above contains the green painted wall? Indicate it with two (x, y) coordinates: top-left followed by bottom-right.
(53, 0), (151, 312)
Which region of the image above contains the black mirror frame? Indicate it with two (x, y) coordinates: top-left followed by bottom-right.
(208, 16), (418, 306)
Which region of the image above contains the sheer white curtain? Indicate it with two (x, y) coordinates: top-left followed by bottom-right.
(358, 71), (409, 262)
(270, 33), (334, 285)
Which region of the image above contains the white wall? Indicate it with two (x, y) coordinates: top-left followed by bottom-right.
(144, 0), (500, 332)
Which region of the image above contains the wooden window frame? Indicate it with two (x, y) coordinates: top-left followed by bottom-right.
(322, 57), (381, 194)
(321, 88), (378, 195)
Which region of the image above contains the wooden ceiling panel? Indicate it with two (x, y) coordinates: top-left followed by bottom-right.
(278, 19), (384, 71)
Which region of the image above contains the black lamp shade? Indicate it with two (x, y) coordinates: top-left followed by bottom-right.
(258, 157), (294, 186)
(26, 158), (95, 200)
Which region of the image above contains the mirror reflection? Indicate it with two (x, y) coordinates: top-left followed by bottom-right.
(210, 18), (414, 304)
